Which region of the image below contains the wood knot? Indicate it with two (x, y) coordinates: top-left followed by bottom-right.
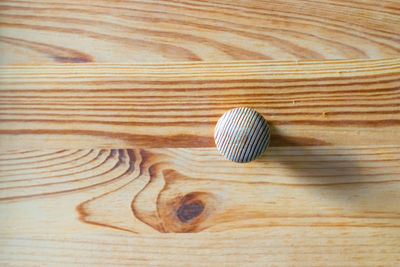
(176, 193), (205, 223)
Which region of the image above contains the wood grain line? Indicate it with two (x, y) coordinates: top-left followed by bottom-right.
(1, 147), (399, 234)
(0, 59), (399, 149)
(1, 0), (400, 63)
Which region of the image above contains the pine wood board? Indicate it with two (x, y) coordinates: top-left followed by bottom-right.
(0, 58), (400, 265)
(1, 0), (400, 64)
(0, 58), (399, 150)
(0, 147), (400, 266)
(1, 0), (400, 265)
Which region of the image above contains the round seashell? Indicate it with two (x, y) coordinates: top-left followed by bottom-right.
(214, 107), (270, 163)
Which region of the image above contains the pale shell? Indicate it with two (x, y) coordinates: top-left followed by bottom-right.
(214, 107), (270, 163)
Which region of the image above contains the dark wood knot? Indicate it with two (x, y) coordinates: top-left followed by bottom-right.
(176, 193), (205, 223)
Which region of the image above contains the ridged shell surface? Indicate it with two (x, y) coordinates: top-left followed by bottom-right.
(214, 107), (270, 163)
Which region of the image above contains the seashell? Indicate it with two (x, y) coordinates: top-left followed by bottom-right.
(214, 107), (270, 163)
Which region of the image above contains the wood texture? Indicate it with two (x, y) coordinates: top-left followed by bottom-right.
(1, 0), (400, 64)
(0, 58), (399, 150)
(1, 0), (400, 265)
(1, 147), (400, 265)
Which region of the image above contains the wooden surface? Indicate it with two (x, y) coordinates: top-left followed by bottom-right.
(1, 0), (400, 63)
(0, 58), (399, 150)
(0, 147), (400, 265)
(1, 0), (400, 266)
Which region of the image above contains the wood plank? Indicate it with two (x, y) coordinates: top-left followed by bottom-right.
(0, 58), (399, 149)
(1, 0), (399, 265)
(1, 0), (400, 64)
(0, 147), (399, 265)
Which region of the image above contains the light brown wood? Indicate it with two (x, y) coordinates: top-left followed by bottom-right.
(0, 147), (399, 265)
(1, 0), (400, 265)
(0, 58), (399, 150)
(1, 58), (399, 265)
(1, 0), (400, 64)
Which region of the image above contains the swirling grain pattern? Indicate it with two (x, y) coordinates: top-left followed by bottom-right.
(0, 147), (399, 265)
(0, 0), (400, 63)
(1, 0), (400, 264)
(0, 58), (399, 150)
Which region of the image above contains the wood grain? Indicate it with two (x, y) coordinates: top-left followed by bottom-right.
(1, 0), (400, 264)
(0, 58), (399, 150)
(1, 0), (400, 64)
(0, 147), (399, 265)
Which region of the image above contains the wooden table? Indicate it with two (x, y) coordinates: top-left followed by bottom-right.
(1, 0), (399, 265)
